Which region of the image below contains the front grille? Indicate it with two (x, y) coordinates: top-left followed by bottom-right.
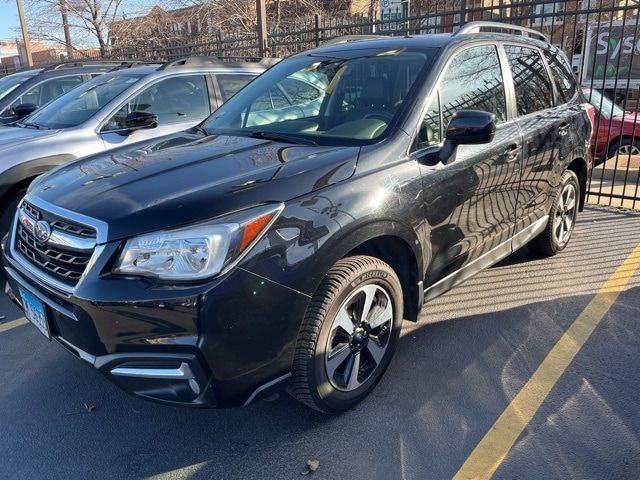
(14, 201), (96, 287)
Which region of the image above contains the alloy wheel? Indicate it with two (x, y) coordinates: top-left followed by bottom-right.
(325, 284), (394, 392)
(553, 183), (577, 245)
(617, 144), (640, 156)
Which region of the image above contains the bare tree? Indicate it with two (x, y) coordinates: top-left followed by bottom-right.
(23, 0), (151, 56)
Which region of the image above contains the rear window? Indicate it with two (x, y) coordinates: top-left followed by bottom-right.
(217, 74), (255, 101)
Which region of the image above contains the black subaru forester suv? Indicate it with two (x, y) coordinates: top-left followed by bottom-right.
(2, 22), (592, 413)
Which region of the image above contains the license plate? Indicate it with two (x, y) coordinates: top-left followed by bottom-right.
(19, 287), (50, 339)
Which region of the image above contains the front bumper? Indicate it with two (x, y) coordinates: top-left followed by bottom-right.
(2, 233), (310, 408)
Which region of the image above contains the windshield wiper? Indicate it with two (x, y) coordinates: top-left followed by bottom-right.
(248, 130), (317, 146)
(192, 125), (209, 136)
(20, 121), (46, 130)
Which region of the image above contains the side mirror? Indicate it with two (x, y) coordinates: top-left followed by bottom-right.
(439, 110), (496, 165)
(14, 103), (38, 120)
(123, 111), (158, 134)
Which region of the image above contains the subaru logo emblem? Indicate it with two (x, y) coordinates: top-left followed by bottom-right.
(34, 220), (52, 243)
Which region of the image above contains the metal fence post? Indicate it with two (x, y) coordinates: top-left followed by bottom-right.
(315, 14), (321, 47)
(256, 0), (268, 57)
(216, 29), (224, 58)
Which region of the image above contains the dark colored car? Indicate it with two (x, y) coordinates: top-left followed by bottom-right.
(3, 22), (592, 413)
(0, 61), (123, 125)
(583, 87), (640, 162)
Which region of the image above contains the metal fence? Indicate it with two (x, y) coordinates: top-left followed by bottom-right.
(3, 0), (640, 208)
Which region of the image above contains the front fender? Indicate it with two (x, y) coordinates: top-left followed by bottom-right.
(0, 154), (76, 201)
(240, 158), (427, 297)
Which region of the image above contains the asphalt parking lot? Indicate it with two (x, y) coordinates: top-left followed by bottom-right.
(1, 205), (639, 480)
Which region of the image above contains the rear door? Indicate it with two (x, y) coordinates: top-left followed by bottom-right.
(100, 74), (212, 150)
(414, 44), (523, 287)
(503, 44), (572, 235)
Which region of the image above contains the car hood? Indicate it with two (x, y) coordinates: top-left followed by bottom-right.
(0, 125), (61, 150)
(30, 132), (359, 241)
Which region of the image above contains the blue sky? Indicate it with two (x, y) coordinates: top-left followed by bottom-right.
(0, 1), (19, 40)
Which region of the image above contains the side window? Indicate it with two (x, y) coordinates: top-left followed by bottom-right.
(414, 45), (506, 151)
(543, 49), (578, 105)
(103, 75), (210, 131)
(217, 74), (255, 102)
(440, 45), (507, 131)
(8, 75), (83, 111)
(505, 45), (554, 115)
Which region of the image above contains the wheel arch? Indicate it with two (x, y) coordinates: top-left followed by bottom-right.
(343, 232), (423, 322)
(0, 154), (75, 206)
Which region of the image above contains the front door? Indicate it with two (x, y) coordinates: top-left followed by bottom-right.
(414, 44), (522, 288)
(100, 74), (212, 150)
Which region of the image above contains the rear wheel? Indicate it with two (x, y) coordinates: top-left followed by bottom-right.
(607, 138), (640, 159)
(527, 170), (579, 256)
(289, 256), (403, 413)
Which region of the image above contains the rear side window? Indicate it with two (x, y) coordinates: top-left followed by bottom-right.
(543, 49), (578, 104)
(505, 45), (553, 115)
(217, 74), (255, 102)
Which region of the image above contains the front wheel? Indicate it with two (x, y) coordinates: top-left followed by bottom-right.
(527, 169), (579, 256)
(289, 256), (403, 413)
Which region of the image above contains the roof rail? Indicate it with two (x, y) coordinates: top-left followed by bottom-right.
(158, 56), (281, 71)
(41, 60), (128, 72)
(321, 35), (388, 47)
(108, 61), (157, 72)
(455, 21), (548, 42)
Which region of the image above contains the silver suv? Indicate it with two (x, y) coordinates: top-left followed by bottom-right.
(0, 57), (273, 237)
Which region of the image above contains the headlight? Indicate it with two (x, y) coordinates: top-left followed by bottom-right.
(114, 203), (283, 280)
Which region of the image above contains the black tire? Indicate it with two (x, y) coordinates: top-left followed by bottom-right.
(527, 169), (580, 256)
(607, 138), (640, 160)
(0, 188), (25, 241)
(289, 255), (403, 413)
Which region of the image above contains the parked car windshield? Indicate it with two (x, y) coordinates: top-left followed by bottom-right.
(202, 48), (433, 145)
(585, 89), (625, 119)
(0, 71), (37, 101)
(26, 73), (143, 129)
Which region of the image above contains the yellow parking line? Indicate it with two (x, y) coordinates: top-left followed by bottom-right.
(0, 318), (29, 333)
(454, 243), (640, 480)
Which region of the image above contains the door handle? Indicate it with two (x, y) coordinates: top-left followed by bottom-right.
(503, 144), (521, 162)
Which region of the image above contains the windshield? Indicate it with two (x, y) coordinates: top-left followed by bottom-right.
(0, 72), (36, 101)
(202, 48), (433, 145)
(586, 89), (625, 119)
(27, 73), (143, 128)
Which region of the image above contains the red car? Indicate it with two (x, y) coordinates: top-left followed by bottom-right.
(583, 88), (640, 163)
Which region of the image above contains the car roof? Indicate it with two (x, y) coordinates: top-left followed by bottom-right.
(300, 26), (550, 58)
